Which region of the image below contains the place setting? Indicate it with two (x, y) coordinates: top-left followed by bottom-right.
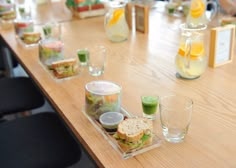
(82, 80), (162, 159)
(39, 34), (107, 82)
(81, 78), (194, 159)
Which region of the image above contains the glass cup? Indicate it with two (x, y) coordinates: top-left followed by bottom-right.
(160, 95), (193, 143)
(77, 48), (89, 66)
(88, 45), (106, 76)
(17, 3), (31, 19)
(42, 22), (61, 40)
(182, 1), (190, 17)
(141, 96), (159, 120)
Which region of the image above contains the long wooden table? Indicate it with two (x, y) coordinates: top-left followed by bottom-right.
(1, 2), (236, 168)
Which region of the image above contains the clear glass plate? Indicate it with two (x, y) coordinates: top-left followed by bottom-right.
(17, 37), (39, 48)
(82, 107), (163, 159)
(38, 61), (80, 82)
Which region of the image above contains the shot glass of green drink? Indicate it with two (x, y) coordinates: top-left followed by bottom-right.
(77, 49), (89, 66)
(141, 96), (159, 120)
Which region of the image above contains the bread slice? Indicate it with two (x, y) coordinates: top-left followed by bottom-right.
(22, 32), (41, 44)
(220, 17), (236, 26)
(51, 58), (78, 78)
(117, 134), (153, 151)
(1, 10), (16, 20)
(114, 117), (153, 151)
(117, 117), (152, 142)
(51, 58), (76, 68)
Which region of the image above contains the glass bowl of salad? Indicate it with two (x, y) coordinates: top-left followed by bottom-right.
(85, 80), (122, 120)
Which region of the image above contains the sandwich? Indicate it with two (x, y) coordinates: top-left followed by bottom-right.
(0, 10), (16, 20)
(113, 117), (153, 151)
(220, 17), (236, 26)
(51, 58), (79, 79)
(21, 32), (41, 44)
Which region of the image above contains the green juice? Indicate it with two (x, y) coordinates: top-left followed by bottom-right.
(141, 96), (158, 115)
(77, 50), (88, 65)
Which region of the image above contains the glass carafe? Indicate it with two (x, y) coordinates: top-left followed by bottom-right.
(175, 24), (207, 79)
(104, 2), (129, 42)
(186, 0), (217, 28)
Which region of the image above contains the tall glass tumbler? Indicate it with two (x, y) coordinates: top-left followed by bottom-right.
(88, 45), (106, 76)
(160, 95), (193, 143)
(42, 22), (61, 40)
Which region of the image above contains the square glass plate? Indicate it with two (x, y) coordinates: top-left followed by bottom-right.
(38, 61), (80, 82)
(82, 107), (162, 159)
(17, 37), (39, 48)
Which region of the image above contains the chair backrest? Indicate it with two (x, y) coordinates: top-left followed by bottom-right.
(0, 112), (82, 167)
(0, 47), (18, 77)
(0, 77), (45, 116)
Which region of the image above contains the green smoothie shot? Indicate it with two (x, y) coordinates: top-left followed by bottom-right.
(42, 25), (52, 38)
(77, 49), (89, 66)
(141, 96), (159, 120)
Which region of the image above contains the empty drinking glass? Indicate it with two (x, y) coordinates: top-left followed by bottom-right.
(17, 3), (31, 19)
(160, 95), (193, 143)
(88, 45), (106, 76)
(42, 22), (61, 40)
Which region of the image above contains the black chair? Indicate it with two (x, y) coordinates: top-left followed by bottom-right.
(0, 77), (45, 117)
(0, 112), (82, 168)
(0, 36), (19, 77)
(0, 49), (18, 72)
(0, 76), (82, 167)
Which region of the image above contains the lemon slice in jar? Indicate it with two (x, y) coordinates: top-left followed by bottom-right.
(178, 42), (205, 60)
(190, 0), (205, 18)
(108, 9), (124, 26)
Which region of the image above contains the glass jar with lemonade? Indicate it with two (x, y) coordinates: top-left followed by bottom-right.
(175, 24), (207, 79)
(186, 0), (217, 28)
(104, 2), (129, 42)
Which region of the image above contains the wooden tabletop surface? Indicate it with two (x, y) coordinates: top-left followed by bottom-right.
(1, 1), (236, 168)
(21, 0), (73, 25)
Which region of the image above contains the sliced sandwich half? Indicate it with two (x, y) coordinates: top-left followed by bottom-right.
(0, 10), (16, 20)
(21, 32), (41, 44)
(51, 58), (79, 79)
(113, 117), (153, 151)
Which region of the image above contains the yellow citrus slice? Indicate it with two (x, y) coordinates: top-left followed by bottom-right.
(190, 0), (205, 18)
(104, 94), (118, 103)
(108, 9), (124, 26)
(178, 42), (205, 60)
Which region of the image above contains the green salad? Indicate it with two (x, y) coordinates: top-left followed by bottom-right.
(85, 90), (121, 120)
